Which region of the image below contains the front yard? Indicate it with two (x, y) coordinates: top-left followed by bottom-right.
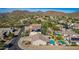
(73, 29), (79, 34)
(19, 44), (79, 50)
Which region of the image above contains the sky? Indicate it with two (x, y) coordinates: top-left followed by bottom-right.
(0, 8), (79, 13)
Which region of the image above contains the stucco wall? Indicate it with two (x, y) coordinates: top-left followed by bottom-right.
(32, 40), (46, 46)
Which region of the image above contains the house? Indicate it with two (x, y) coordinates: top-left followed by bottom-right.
(65, 35), (79, 45)
(58, 20), (65, 24)
(29, 33), (49, 46)
(29, 24), (41, 32)
(70, 36), (79, 45)
(29, 24), (41, 36)
(72, 23), (79, 29)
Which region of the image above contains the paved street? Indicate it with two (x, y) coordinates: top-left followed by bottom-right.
(8, 26), (25, 50)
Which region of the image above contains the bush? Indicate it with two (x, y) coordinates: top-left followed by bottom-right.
(72, 29), (79, 34)
(0, 40), (6, 50)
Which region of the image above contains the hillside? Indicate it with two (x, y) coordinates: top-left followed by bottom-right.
(0, 10), (79, 17)
(0, 10), (79, 27)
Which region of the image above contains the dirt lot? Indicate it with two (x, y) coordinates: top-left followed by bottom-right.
(21, 45), (79, 50)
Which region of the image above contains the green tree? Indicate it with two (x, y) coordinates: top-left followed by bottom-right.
(41, 22), (48, 35)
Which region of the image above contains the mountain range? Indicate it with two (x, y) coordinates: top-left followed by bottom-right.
(0, 10), (79, 17)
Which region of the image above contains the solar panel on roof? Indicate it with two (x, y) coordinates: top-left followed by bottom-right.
(71, 38), (79, 41)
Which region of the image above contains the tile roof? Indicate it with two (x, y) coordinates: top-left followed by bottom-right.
(29, 33), (49, 42)
(29, 24), (41, 30)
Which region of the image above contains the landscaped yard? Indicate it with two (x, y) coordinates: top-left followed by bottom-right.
(73, 29), (79, 34)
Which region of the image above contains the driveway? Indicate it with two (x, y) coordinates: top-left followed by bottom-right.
(8, 26), (25, 50)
